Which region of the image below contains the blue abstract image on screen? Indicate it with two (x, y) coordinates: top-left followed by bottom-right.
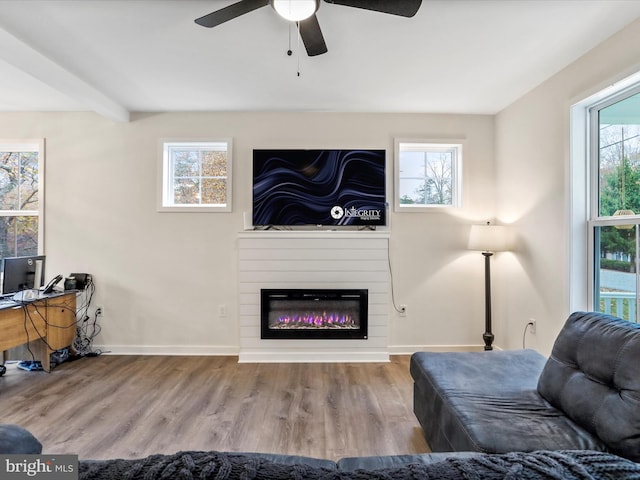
(253, 149), (386, 226)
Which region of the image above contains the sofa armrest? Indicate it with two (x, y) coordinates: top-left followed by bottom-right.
(537, 311), (640, 461)
(0, 424), (42, 454)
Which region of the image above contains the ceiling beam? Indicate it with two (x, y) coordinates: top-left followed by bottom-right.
(0, 26), (130, 122)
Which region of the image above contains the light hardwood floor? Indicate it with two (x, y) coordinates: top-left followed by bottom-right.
(0, 355), (430, 460)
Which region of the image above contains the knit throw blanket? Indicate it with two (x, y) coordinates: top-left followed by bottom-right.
(78, 450), (640, 480)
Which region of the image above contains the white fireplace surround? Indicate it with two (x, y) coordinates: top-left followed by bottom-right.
(238, 231), (390, 362)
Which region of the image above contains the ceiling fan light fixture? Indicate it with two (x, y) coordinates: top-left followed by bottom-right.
(272, 0), (318, 22)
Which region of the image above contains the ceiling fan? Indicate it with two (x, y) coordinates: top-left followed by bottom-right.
(195, 0), (422, 57)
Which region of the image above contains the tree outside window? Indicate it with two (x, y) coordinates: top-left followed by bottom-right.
(591, 90), (640, 321)
(0, 142), (42, 258)
(159, 140), (232, 212)
(395, 141), (462, 211)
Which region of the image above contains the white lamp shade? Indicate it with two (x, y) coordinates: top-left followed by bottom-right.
(272, 0), (317, 21)
(468, 224), (511, 252)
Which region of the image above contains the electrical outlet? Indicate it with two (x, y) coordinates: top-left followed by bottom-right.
(219, 304), (227, 317)
(399, 305), (407, 317)
(96, 306), (104, 317)
(528, 318), (536, 334)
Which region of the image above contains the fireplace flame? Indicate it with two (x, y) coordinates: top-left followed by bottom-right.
(273, 311), (357, 329)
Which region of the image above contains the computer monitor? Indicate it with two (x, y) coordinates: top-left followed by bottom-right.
(1, 255), (46, 295)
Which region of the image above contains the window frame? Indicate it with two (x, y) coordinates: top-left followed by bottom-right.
(158, 139), (232, 212)
(0, 138), (45, 257)
(587, 83), (640, 321)
(394, 138), (463, 212)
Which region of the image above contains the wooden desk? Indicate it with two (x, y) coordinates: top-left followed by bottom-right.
(0, 292), (77, 372)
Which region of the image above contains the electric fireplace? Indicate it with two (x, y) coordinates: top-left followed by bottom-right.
(261, 289), (368, 340)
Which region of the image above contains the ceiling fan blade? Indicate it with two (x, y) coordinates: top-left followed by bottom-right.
(298, 14), (328, 56)
(195, 0), (270, 28)
(323, 0), (422, 17)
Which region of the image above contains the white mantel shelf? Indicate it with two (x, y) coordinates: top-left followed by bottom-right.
(238, 230), (390, 239)
(237, 231), (391, 363)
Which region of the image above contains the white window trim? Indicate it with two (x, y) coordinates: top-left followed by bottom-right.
(587, 83), (640, 321)
(0, 138), (45, 255)
(158, 139), (232, 213)
(569, 70), (640, 314)
(394, 138), (463, 212)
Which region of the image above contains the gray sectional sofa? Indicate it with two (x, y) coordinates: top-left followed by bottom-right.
(410, 311), (640, 462)
(4, 431), (640, 479)
(7, 422), (639, 479)
(6, 310), (640, 478)
(0, 423), (43, 454)
(75, 449), (640, 479)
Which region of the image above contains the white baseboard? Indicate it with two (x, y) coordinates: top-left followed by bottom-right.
(388, 344), (490, 354)
(92, 344), (497, 358)
(238, 351), (390, 363)
(93, 345), (240, 356)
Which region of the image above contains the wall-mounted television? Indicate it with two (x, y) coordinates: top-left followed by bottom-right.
(252, 149), (386, 228)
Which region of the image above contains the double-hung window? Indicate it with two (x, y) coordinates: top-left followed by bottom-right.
(159, 140), (232, 212)
(0, 140), (43, 258)
(589, 87), (640, 322)
(394, 140), (462, 210)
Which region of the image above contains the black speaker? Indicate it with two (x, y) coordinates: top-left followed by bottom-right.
(68, 273), (92, 290)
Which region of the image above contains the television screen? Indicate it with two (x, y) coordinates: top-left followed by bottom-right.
(252, 149), (386, 227)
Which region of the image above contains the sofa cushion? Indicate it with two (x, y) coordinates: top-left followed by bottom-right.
(338, 451), (640, 479)
(537, 311), (640, 462)
(79, 451), (336, 480)
(234, 452), (337, 470)
(410, 349), (606, 453)
(78, 450), (640, 479)
(337, 451), (480, 470)
(0, 424), (42, 454)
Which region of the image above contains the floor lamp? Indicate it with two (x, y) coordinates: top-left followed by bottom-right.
(468, 222), (510, 351)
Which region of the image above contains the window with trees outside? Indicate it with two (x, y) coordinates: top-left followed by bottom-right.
(590, 87), (640, 322)
(159, 140), (232, 212)
(394, 140), (462, 211)
(0, 140), (43, 259)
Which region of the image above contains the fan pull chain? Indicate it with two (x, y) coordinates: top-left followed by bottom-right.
(286, 22), (302, 77)
(296, 21), (301, 77)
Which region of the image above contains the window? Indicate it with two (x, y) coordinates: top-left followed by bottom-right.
(159, 140), (232, 212)
(0, 140), (43, 258)
(394, 140), (462, 211)
(589, 87), (640, 322)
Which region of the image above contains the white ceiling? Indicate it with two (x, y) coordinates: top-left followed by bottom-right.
(0, 0), (639, 122)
